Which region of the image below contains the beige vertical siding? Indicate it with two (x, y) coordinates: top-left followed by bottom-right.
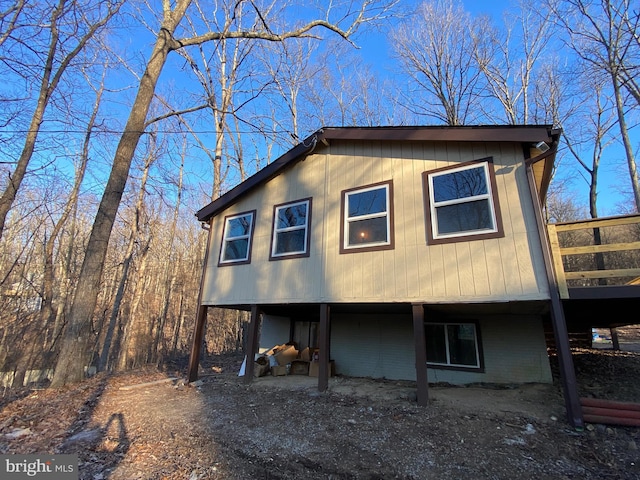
(202, 140), (549, 306)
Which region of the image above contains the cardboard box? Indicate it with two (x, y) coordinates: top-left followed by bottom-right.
(271, 365), (288, 376)
(290, 360), (310, 375)
(300, 347), (311, 362)
(273, 344), (299, 366)
(308, 360), (335, 377)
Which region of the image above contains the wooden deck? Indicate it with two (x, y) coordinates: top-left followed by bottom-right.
(547, 214), (640, 329)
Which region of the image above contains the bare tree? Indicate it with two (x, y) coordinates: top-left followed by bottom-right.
(97, 132), (158, 372)
(39, 67), (106, 335)
(563, 75), (618, 219)
(0, 0), (123, 240)
(177, 2), (259, 200)
(50, 0), (398, 387)
(610, 3), (640, 107)
(473, 0), (555, 124)
(391, 0), (485, 125)
(549, 0), (640, 211)
(0, 0), (25, 49)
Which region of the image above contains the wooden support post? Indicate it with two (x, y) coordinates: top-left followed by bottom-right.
(188, 305), (208, 382)
(243, 305), (261, 384)
(547, 224), (569, 299)
(188, 221), (213, 383)
(526, 162), (583, 429)
(412, 304), (429, 406)
(611, 327), (620, 351)
(318, 303), (331, 392)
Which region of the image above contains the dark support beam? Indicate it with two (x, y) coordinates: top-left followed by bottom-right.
(188, 305), (208, 382)
(611, 327), (620, 351)
(243, 305), (261, 383)
(318, 303), (331, 392)
(187, 221), (213, 383)
(526, 163), (583, 429)
(412, 304), (429, 406)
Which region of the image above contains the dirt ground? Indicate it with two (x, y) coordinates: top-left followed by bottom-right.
(2, 326), (640, 479)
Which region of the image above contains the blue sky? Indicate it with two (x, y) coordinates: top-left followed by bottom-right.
(353, 0), (634, 215)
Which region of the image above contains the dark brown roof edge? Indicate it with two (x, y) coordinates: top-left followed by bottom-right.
(196, 132), (321, 222)
(320, 125), (556, 142)
(196, 125), (558, 222)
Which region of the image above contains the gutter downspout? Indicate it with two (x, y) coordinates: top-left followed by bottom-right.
(525, 145), (584, 429)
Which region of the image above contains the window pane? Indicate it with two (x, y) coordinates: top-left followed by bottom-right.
(227, 215), (252, 237)
(348, 217), (388, 245)
(348, 188), (387, 217)
(436, 200), (493, 234)
(223, 238), (248, 260)
(275, 230), (306, 254)
(277, 204), (307, 229)
(433, 166), (487, 202)
(447, 324), (478, 366)
(425, 324), (447, 364)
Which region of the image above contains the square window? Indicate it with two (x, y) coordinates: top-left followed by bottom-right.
(219, 211), (255, 265)
(423, 159), (503, 244)
(341, 181), (394, 253)
(425, 322), (481, 369)
(270, 199), (311, 259)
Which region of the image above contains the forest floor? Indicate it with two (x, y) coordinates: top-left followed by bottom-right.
(2, 326), (640, 479)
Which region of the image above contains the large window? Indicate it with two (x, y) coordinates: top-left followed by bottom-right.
(218, 210), (255, 265)
(423, 159), (503, 244)
(340, 180), (394, 253)
(425, 322), (482, 370)
(270, 198), (311, 260)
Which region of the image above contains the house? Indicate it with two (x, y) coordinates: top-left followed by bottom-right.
(188, 125), (587, 427)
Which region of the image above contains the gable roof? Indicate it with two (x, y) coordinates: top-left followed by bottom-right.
(196, 125), (560, 222)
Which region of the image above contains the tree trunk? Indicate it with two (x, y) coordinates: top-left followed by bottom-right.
(98, 139), (153, 372)
(50, 18), (179, 387)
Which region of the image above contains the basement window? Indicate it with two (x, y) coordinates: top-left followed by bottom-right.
(425, 322), (483, 370)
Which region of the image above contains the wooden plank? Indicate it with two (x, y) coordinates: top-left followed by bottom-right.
(554, 214), (640, 232)
(565, 268), (640, 280)
(547, 224), (569, 299)
(559, 241), (640, 255)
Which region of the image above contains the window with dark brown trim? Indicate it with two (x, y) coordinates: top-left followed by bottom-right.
(269, 198), (312, 260)
(423, 158), (503, 245)
(340, 180), (394, 254)
(218, 210), (256, 266)
(425, 321), (484, 371)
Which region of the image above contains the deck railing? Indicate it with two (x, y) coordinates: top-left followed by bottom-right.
(547, 214), (640, 299)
